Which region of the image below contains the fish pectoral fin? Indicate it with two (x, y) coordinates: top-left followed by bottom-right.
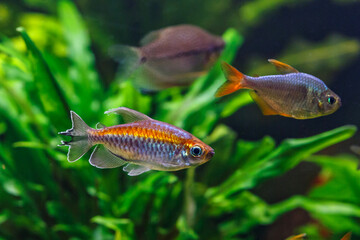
(123, 164), (151, 176)
(104, 107), (152, 123)
(89, 145), (127, 169)
(96, 122), (106, 129)
(249, 90), (279, 116)
(268, 59), (299, 74)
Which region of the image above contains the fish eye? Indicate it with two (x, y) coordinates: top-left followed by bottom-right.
(190, 145), (203, 157)
(327, 96), (336, 105)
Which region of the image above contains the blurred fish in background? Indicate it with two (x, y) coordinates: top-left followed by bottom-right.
(110, 24), (225, 91)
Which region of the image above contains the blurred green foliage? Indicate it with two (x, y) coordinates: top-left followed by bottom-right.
(0, 0), (359, 239)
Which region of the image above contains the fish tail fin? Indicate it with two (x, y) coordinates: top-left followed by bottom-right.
(108, 45), (142, 79)
(215, 62), (247, 97)
(58, 111), (92, 162)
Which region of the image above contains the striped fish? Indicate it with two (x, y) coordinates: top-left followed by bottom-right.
(59, 107), (214, 176)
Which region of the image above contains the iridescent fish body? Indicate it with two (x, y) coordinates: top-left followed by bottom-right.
(215, 60), (341, 119)
(111, 24), (225, 91)
(59, 107), (214, 176)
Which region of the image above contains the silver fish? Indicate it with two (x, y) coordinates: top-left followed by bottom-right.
(111, 24), (225, 91)
(215, 60), (341, 119)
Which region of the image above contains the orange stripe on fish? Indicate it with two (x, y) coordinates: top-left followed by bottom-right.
(89, 125), (185, 145)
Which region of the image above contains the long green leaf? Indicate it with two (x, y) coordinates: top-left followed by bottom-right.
(207, 125), (357, 202)
(17, 27), (69, 130)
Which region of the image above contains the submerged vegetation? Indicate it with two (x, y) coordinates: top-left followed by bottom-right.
(0, 0), (360, 239)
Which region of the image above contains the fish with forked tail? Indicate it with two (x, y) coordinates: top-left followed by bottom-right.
(110, 24), (225, 91)
(59, 107), (214, 176)
(215, 60), (341, 119)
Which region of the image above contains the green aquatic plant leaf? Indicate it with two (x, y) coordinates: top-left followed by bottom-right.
(270, 195), (360, 235)
(17, 27), (69, 130)
(248, 35), (360, 79)
(91, 216), (134, 236)
(239, 0), (310, 30)
(307, 155), (360, 203)
(207, 125), (357, 202)
(58, 0), (103, 117)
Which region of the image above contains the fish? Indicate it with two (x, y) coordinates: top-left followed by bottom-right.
(58, 107), (214, 176)
(110, 24), (225, 91)
(215, 59), (341, 119)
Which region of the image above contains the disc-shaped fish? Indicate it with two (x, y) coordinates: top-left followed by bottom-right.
(215, 60), (341, 119)
(59, 107), (214, 176)
(111, 24), (225, 91)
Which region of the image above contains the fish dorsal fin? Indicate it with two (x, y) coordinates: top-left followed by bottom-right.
(268, 59), (299, 74)
(96, 122), (106, 129)
(249, 90), (279, 116)
(123, 164), (151, 176)
(341, 232), (352, 240)
(89, 145), (127, 169)
(104, 107), (152, 123)
(140, 29), (162, 46)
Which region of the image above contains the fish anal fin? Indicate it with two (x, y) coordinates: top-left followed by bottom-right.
(215, 62), (247, 97)
(123, 164), (151, 176)
(249, 90), (279, 116)
(215, 81), (241, 98)
(104, 107), (152, 123)
(89, 145), (127, 169)
(268, 59), (299, 74)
